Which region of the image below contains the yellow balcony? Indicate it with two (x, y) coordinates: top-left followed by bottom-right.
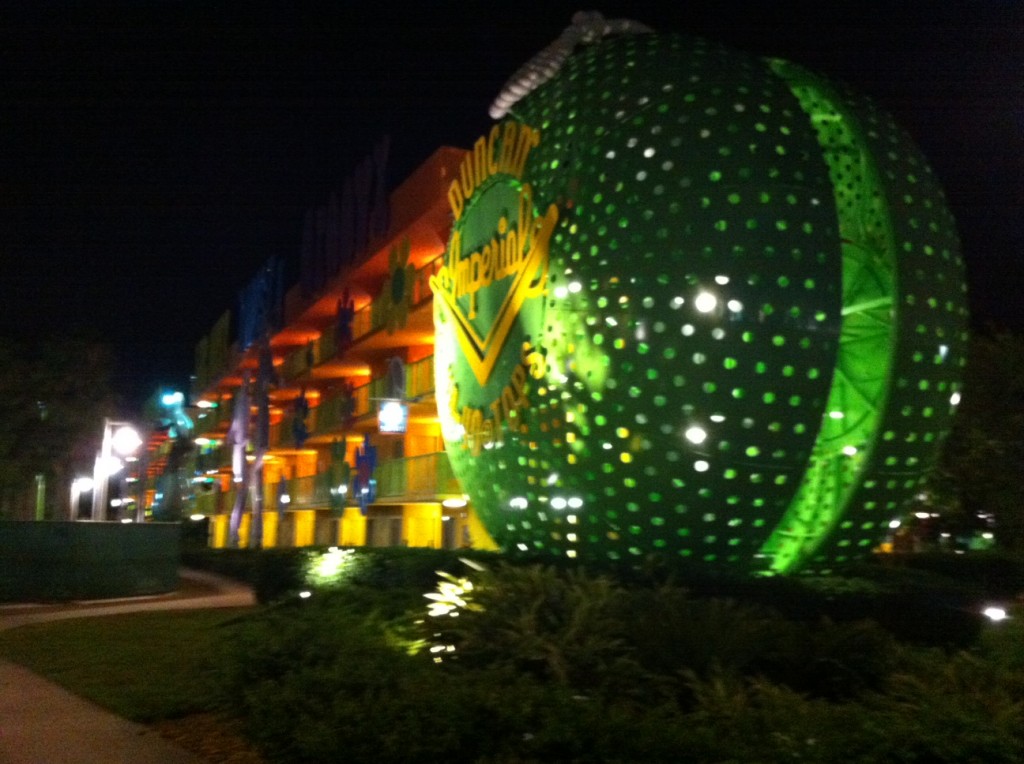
(376, 452), (459, 501)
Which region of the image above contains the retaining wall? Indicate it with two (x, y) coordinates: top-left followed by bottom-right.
(0, 521), (180, 602)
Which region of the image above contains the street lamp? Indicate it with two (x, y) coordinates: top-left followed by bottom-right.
(91, 420), (142, 521)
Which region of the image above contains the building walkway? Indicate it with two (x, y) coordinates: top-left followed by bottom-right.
(0, 569), (256, 764)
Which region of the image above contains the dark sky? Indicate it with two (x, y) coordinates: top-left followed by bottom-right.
(2, 1), (1021, 409)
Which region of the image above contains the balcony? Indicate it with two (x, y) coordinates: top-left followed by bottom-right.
(314, 253), (444, 363)
(376, 452), (459, 501)
(192, 403), (231, 437)
(279, 343), (316, 381)
(406, 355), (435, 399)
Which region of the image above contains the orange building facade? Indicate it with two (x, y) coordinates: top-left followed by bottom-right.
(174, 145), (496, 552)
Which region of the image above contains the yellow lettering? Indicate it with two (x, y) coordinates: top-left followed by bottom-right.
(486, 124), (500, 176)
(447, 181), (465, 221)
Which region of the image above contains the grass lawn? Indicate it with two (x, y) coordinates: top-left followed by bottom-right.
(0, 608), (250, 722)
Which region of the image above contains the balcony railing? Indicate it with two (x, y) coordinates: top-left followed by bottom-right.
(376, 452), (459, 500)
(311, 393), (351, 436)
(316, 254), (444, 363)
(279, 343), (315, 381)
(407, 355), (435, 399)
(270, 406), (320, 449)
(190, 451), (458, 516)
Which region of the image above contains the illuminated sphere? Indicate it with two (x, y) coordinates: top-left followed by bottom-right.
(433, 32), (968, 573)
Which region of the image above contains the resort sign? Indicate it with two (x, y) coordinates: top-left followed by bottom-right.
(430, 123), (558, 454)
(433, 21), (968, 574)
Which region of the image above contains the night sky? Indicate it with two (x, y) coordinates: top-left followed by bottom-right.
(2, 1), (1021, 409)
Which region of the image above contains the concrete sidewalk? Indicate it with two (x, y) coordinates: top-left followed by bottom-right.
(0, 569), (257, 764)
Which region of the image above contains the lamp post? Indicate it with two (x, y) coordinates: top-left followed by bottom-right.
(90, 420), (142, 521)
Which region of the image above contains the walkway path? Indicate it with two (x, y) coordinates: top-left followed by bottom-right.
(0, 569), (256, 764)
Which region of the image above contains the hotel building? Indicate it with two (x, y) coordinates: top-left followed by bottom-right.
(169, 143), (496, 552)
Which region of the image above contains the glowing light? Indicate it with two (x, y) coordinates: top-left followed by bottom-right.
(509, 497), (528, 510)
(189, 514), (206, 521)
(983, 606), (1009, 623)
(551, 497), (568, 510)
(568, 281), (583, 293)
(727, 299), (743, 312)
(567, 497), (583, 509)
(842, 445), (858, 456)
(889, 519), (901, 529)
(694, 291), (717, 313)
(161, 391), (184, 406)
(684, 426), (708, 445)
(694, 460), (710, 472)
(378, 400), (408, 433)
(442, 497), (468, 509)
(196, 400), (217, 409)
(828, 411), (845, 420)
(96, 455), (123, 478)
(111, 426), (142, 456)
(298, 590), (312, 599)
(950, 392), (961, 406)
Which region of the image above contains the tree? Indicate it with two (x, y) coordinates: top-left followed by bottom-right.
(0, 335), (116, 519)
(927, 330), (1024, 552)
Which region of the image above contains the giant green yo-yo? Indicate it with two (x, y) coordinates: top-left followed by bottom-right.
(431, 18), (968, 574)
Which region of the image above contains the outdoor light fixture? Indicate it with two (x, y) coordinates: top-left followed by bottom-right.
(91, 419), (142, 521)
(111, 425), (142, 456)
(378, 399), (408, 434)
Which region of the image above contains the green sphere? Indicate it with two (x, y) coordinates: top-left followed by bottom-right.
(432, 32), (968, 573)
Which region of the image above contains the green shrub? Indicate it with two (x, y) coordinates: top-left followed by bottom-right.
(208, 558), (1023, 761)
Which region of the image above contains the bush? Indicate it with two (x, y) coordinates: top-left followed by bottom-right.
(210, 561), (1024, 762)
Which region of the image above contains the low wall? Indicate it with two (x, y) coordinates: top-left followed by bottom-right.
(0, 521), (180, 602)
